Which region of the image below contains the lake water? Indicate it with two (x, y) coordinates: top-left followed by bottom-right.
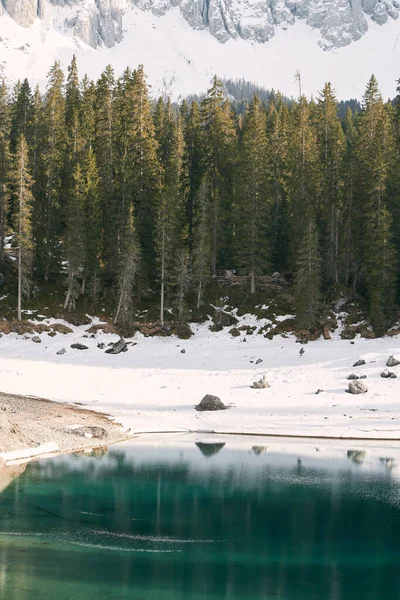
(1, 437), (400, 600)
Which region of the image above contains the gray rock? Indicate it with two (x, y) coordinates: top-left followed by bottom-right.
(97, 342), (105, 349)
(71, 343), (89, 350)
(66, 425), (107, 439)
(251, 376), (270, 389)
(347, 373), (359, 380)
(359, 375), (367, 379)
(1, 0), (396, 54)
(353, 359), (366, 367)
(56, 348), (66, 355)
(2, 0), (38, 26)
(105, 337), (128, 354)
(386, 355), (400, 367)
(181, 349), (186, 353)
(255, 358), (263, 365)
(195, 394), (228, 411)
(381, 370), (397, 379)
(32, 336), (41, 343)
(348, 380), (368, 394)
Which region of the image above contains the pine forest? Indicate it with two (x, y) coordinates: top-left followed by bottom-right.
(1, 58), (400, 337)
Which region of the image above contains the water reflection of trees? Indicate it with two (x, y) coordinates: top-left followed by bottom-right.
(1, 451), (400, 599)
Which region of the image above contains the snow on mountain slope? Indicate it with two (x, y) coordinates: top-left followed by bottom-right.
(0, 4), (399, 100)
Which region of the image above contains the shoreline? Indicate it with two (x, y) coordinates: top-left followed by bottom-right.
(0, 391), (131, 466)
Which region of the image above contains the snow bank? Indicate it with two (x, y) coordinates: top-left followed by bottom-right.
(0, 315), (400, 440)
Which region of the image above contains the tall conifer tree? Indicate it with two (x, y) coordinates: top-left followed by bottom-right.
(12, 135), (33, 320)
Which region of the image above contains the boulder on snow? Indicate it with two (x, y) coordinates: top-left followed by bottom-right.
(381, 370), (397, 379)
(348, 381), (368, 394)
(71, 343), (89, 350)
(347, 374), (359, 380)
(353, 359), (366, 367)
(255, 358), (263, 365)
(105, 337), (128, 355)
(56, 348), (66, 355)
(251, 376), (270, 389)
(386, 356), (400, 367)
(97, 342), (105, 349)
(195, 395), (228, 411)
(31, 336), (41, 344)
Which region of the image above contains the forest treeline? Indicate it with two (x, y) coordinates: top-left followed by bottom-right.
(1, 59), (400, 334)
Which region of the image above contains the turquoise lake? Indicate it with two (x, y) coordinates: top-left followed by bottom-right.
(0, 438), (400, 600)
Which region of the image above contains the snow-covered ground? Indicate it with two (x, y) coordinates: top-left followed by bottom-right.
(0, 314), (400, 441)
(0, 4), (399, 100)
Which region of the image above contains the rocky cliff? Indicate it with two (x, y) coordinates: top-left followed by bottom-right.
(0, 0), (398, 50)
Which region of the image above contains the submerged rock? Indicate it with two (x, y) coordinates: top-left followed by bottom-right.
(348, 381), (368, 394)
(195, 395), (228, 411)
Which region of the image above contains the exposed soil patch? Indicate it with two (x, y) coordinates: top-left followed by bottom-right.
(0, 391), (130, 456)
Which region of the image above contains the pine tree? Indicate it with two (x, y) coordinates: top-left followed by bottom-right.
(12, 135), (34, 320)
(127, 66), (160, 283)
(267, 101), (290, 272)
(287, 96), (322, 324)
(340, 107), (359, 287)
(63, 163), (85, 310)
(181, 100), (204, 259)
(114, 205), (140, 325)
(355, 76), (397, 333)
(82, 147), (101, 292)
(35, 61), (66, 280)
(235, 96), (270, 293)
(316, 82), (345, 286)
(65, 55), (81, 157)
(173, 248), (190, 323)
(192, 177), (211, 308)
(95, 65), (117, 276)
(80, 75), (96, 151)
(10, 79), (33, 153)
(154, 99), (185, 324)
(295, 214), (321, 329)
(0, 81), (11, 264)
(201, 76), (236, 274)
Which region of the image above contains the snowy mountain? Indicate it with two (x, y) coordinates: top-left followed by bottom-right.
(0, 0), (399, 99)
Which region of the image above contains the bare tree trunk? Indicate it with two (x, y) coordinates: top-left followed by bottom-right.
(17, 229), (22, 322)
(64, 270), (75, 310)
(0, 183), (5, 264)
(114, 284), (125, 325)
(250, 270), (255, 295)
(197, 279), (202, 310)
(160, 226), (165, 326)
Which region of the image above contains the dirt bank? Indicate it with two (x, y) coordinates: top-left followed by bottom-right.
(0, 391), (131, 460)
